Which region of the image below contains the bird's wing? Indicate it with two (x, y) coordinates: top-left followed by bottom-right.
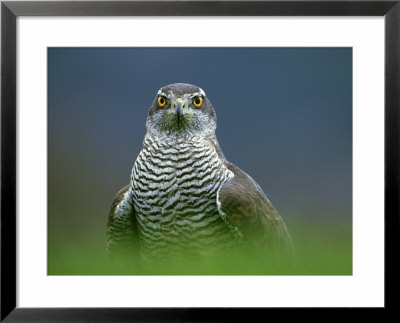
(217, 161), (292, 253)
(107, 185), (137, 259)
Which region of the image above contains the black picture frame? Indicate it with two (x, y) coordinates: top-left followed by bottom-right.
(1, 0), (398, 321)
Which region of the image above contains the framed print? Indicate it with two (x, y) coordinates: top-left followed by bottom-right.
(1, 0), (399, 321)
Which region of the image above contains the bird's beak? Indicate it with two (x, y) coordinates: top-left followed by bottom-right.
(175, 99), (184, 123)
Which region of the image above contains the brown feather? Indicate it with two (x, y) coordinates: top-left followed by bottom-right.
(107, 185), (138, 261)
(218, 161), (292, 254)
(107, 185), (131, 226)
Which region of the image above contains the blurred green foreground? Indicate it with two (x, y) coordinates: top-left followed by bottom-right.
(48, 219), (352, 276)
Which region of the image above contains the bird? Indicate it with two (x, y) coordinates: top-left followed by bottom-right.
(107, 83), (291, 270)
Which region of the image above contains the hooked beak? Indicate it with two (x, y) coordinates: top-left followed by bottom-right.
(175, 101), (184, 123)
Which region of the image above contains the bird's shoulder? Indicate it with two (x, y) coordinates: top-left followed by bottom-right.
(108, 185), (132, 224)
(217, 159), (291, 250)
(107, 184), (138, 259)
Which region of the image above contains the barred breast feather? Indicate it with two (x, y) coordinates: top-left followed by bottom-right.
(131, 134), (240, 262)
(107, 136), (291, 265)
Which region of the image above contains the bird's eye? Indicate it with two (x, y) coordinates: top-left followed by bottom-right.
(193, 96), (203, 108)
(158, 96), (166, 107)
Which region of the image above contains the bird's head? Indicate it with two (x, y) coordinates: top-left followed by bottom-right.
(146, 83), (217, 138)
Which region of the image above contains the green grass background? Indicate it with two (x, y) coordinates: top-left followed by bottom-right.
(48, 217), (352, 276)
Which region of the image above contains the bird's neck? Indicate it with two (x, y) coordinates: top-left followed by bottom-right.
(133, 133), (233, 195)
(137, 133), (231, 183)
(143, 133), (214, 152)
(146, 123), (217, 142)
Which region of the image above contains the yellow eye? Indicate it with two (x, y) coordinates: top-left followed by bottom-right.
(193, 96), (203, 108)
(158, 96), (166, 107)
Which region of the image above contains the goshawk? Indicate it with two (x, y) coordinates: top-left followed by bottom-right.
(107, 83), (291, 268)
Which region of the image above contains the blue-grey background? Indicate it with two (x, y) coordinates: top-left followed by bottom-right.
(48, 48), (352, 274)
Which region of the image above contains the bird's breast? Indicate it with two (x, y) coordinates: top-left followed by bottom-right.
(130, 135), (237, 261)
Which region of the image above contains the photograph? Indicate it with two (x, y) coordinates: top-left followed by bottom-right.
(47, 47), (352, 275)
